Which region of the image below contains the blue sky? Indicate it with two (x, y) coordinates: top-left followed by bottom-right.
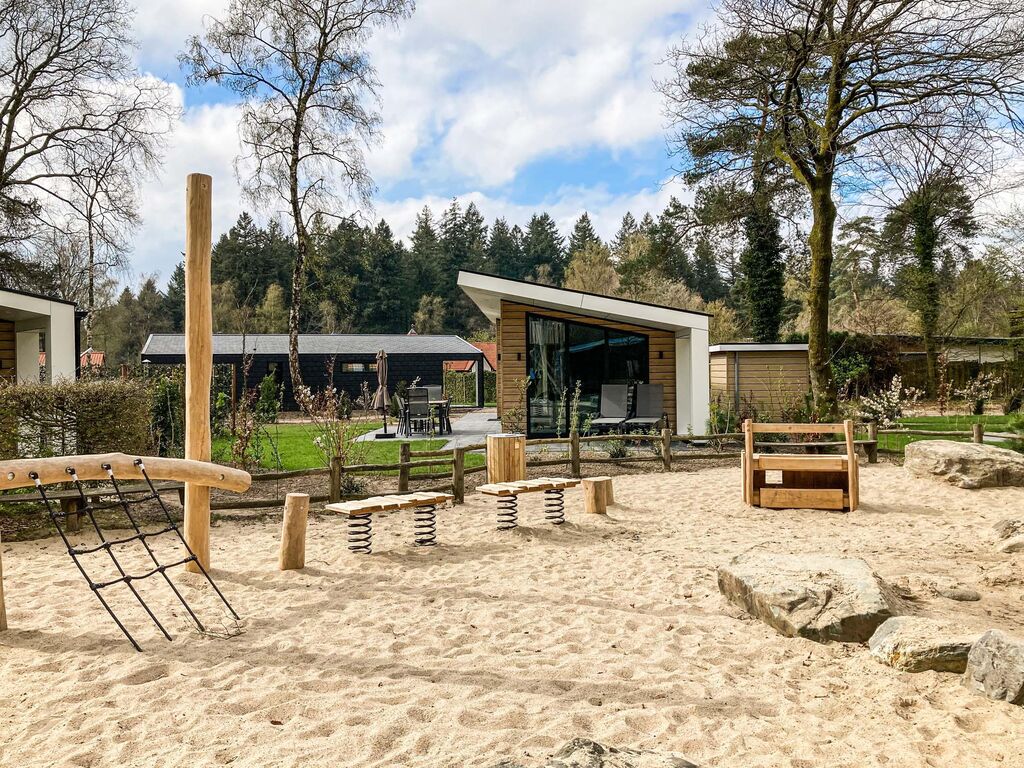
(129, 0), (709, 285)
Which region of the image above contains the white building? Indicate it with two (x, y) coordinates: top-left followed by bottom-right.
(0, 287), (80, 384)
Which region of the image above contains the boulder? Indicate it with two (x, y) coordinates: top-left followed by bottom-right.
(904, 440), (1024, 489)
(962, 630), (1024, 706)
(491, 740), (698, 768)
(993, 518), (1024, 541)
(996, 535), (1024, 554)
(868, 617), (982, 673)
(717, 553), (900, 643)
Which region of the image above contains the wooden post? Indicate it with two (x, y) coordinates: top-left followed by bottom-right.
(0, 532), (7, 632)
(452, 447), (465, 503)
(487, 433), (526, 483)
(972, 423), (984, 444)
(278, 493), (309, 571)
(329, 456), (342, 503)
(661, 428), (672, 471)
(230, 363), (238, 433)
(742, 419), (754, 505)
(569, 429), (581, 478)
(61, 497), (80, 533)
(866, 421), (879, 464)
(184, 173), (213, 572)
(398, 442), (411, 493)
(582, 476), (612, 514)
(844, 419), (858, 512)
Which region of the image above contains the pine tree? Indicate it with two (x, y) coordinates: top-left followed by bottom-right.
(689, 234), (727, 303)
(649, 198), (693, 286)
(254, 283), (289, 332)
(163, 262), (186, 331)
(568, 212), (601, 256)
(358, 220), (407, 332)
(522, 213), (566, 282)
(611, 212), (638, 254)
(487, 218), (523, 278)
(738, 200), (785, 343)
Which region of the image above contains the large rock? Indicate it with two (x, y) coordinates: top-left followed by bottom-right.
(717, 553), (900, 643)
(868, 617), (982, 673)
(962, 630), (1024, 705)
(997, 535), (1024, 554)
(904, 440), (1024, 489)
(993, 518), (1024, 540)
(492, 739), (697, 768)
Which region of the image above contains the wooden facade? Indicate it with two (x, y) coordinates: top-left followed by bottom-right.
(0, 321), (14, 383)
(710, 347), (810, 416)
(497, 301), (678, 432)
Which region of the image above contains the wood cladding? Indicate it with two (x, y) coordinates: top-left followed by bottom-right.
(710, 350), (810, 414)
(497, 301), (677, 432)
(0, 321), (15, 382)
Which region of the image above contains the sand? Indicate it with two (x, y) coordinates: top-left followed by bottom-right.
(1, 463), (1023, 767)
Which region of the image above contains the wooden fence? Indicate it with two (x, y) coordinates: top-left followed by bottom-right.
(211, 422), (1020, 513)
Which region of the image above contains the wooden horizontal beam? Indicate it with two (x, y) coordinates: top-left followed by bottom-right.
(0, 453), (250, 493)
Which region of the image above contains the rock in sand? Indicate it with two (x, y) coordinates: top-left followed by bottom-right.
(904, 440), (1024, 489)
(962, 630), (1024, 706)
(868, 616), (981, 673)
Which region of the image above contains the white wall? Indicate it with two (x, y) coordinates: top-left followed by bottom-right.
(675, 330), (710, 434)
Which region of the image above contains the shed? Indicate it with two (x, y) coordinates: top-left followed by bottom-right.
(0, 287), (80, 384)
(709, 343), (810, 416)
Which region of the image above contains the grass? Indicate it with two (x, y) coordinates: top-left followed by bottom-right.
(213, 421), (484, 475)
(869, 413), (1019, 454)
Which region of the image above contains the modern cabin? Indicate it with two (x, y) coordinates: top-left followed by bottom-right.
(0, 287), (80, 385)
(140, 333), (487, 410)
(457, 271), (711, 437)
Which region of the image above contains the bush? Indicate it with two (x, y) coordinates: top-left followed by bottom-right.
(0, 378), (154, 459)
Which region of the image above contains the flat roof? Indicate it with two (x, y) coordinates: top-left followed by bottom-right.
(141, 333), (483, 357)
(0, 286), (77, 307)
(457, 270), (709, 334)
(709, 343), (809, 353)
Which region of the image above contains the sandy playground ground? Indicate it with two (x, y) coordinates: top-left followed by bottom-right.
(1, 463), (1023, 767)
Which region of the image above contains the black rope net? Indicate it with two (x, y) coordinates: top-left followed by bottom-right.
(31, 458), (239, 651)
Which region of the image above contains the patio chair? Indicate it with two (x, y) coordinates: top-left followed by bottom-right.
(588, 385), (629, 433)
(425, 385), (444, 401)
(407, 388), (435, 436)
(395, 395), (408, 436)
(623, 384), (665, 430)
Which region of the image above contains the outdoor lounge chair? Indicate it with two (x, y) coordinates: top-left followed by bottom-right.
(622, 384), (665, 430)
(588, 385), (629, 432)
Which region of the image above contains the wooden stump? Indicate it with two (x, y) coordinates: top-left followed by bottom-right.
(0, 532), (7, 632)
(486, 434), (526, 484)
(61, 497), (81, 533)
(279, 493), (309, 571)
(582, 476), (613, 514)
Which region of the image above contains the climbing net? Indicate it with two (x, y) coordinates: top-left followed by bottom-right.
(31, 458), (238, 651)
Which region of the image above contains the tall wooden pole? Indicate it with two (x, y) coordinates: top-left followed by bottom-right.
(184, 173), (213, 572)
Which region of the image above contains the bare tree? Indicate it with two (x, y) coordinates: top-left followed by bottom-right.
(662, 0), (1024, 414)
(0, 0), (175, 288)
(181, 0), (414, 391)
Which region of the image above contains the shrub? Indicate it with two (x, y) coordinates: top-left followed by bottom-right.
(0, 378), (154, 459)
(859, 375), (922, 428)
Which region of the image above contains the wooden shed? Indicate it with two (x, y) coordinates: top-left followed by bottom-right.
(709, 343), (810, 416)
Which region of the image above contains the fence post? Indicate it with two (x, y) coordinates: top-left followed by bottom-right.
(279, 493), (309, 571)
(972, 423), (984, 444)
(570, 429), (581, 478)
(866, 421), (879, 464)
(661, 428), (672, 471)
(452, 447), (465, 503)
(329, 456), (342, 503)
(398, 442), (411, 493)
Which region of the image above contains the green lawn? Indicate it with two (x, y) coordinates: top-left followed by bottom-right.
(868, 414), (1019, 454)
(213, 421), (484, 475)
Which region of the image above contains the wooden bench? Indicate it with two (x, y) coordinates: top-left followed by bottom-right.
(478, 477), (581, 530)
(325, 491), (454, 554)
(0, 482), (186, 532)
(742, 420), (860, 512)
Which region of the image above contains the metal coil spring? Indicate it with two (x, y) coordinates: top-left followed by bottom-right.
(348, 513), (373, 554)
(544, 488), (565, 525)
(496, 495), (518, 531)
(414, 504), (437, 546)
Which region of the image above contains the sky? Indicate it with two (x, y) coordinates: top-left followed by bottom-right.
(128, 0), (710, 286)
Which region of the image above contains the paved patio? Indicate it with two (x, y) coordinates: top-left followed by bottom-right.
(354, 407), (502, 447)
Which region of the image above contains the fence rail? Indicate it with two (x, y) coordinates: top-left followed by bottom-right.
(200, 420), (1021, 512)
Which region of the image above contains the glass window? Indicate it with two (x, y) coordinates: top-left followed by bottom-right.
(341, 363), (366, 373)
(525, 313), (649, 437)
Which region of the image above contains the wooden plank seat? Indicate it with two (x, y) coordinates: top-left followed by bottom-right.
(478, 477), (581, 530)
(743, 420), (860, 512)
(325, 491), (454, 554)
(1, 482), (187, 533)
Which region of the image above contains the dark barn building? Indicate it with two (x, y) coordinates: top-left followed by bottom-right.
(141, 333), (487, 410)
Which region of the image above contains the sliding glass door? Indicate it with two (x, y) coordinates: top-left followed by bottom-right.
(525, 313), (649, 437)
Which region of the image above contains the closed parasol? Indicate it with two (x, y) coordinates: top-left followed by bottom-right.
(371, 348), (395, 439)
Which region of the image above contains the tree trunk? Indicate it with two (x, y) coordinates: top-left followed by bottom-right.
(86, 215), (95, 349)
(807, 181), (837, 418)
(287, 119), (306, 396)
